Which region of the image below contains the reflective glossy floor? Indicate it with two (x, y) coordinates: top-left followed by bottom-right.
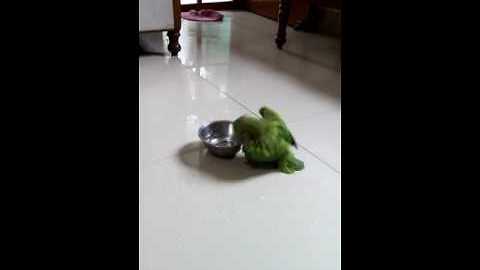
(140, 11), (341, 270)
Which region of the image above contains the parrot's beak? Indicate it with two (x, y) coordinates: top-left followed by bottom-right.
(259, 107), (266, 116)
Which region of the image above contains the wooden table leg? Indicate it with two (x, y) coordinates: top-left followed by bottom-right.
(168, 0), (182, 56)
(275, 0), (291, 49)
(167, 30), (181, 56)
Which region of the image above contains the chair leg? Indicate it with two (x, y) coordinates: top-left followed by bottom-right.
(275, 0), (291, 49)
(167, 30), (181, 56)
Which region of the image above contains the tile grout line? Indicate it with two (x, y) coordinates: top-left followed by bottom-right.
(173, 59), (262, 118)
(174, 60), (341, 175)
(298, 145), (340, 174)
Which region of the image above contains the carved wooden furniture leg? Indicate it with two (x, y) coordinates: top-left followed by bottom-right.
(168, 0), (182, 56)
(167, 30), (181, 56)
(275, 0), (291, 49)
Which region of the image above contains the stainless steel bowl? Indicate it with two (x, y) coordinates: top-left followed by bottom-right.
(198, 120), (241, 159)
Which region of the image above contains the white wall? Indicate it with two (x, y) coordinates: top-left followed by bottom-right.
(139, 0), (174, 31)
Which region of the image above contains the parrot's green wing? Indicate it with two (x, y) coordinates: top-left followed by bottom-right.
(259, 107), (297, 148)
(278, 123), (297, 148)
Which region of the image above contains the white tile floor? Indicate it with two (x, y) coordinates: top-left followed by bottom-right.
(140, 11), (341, 270)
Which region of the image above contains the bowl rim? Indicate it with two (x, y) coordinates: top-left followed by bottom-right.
(198, 120), (240, 148)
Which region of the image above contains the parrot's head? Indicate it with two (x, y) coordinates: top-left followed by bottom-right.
(259, 106), (277, 119)
(233, 116), (253, 144)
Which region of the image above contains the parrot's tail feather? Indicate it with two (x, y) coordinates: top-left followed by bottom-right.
(290, 156), (304, 171)
(279, 155), (304, 174)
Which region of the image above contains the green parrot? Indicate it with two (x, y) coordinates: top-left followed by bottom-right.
(233, 106), (304, 174)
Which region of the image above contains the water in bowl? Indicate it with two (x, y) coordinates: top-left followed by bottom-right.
(206, 137), (238, 148)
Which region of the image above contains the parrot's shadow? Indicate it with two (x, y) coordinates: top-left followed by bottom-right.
(177, 142), (276, 182)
